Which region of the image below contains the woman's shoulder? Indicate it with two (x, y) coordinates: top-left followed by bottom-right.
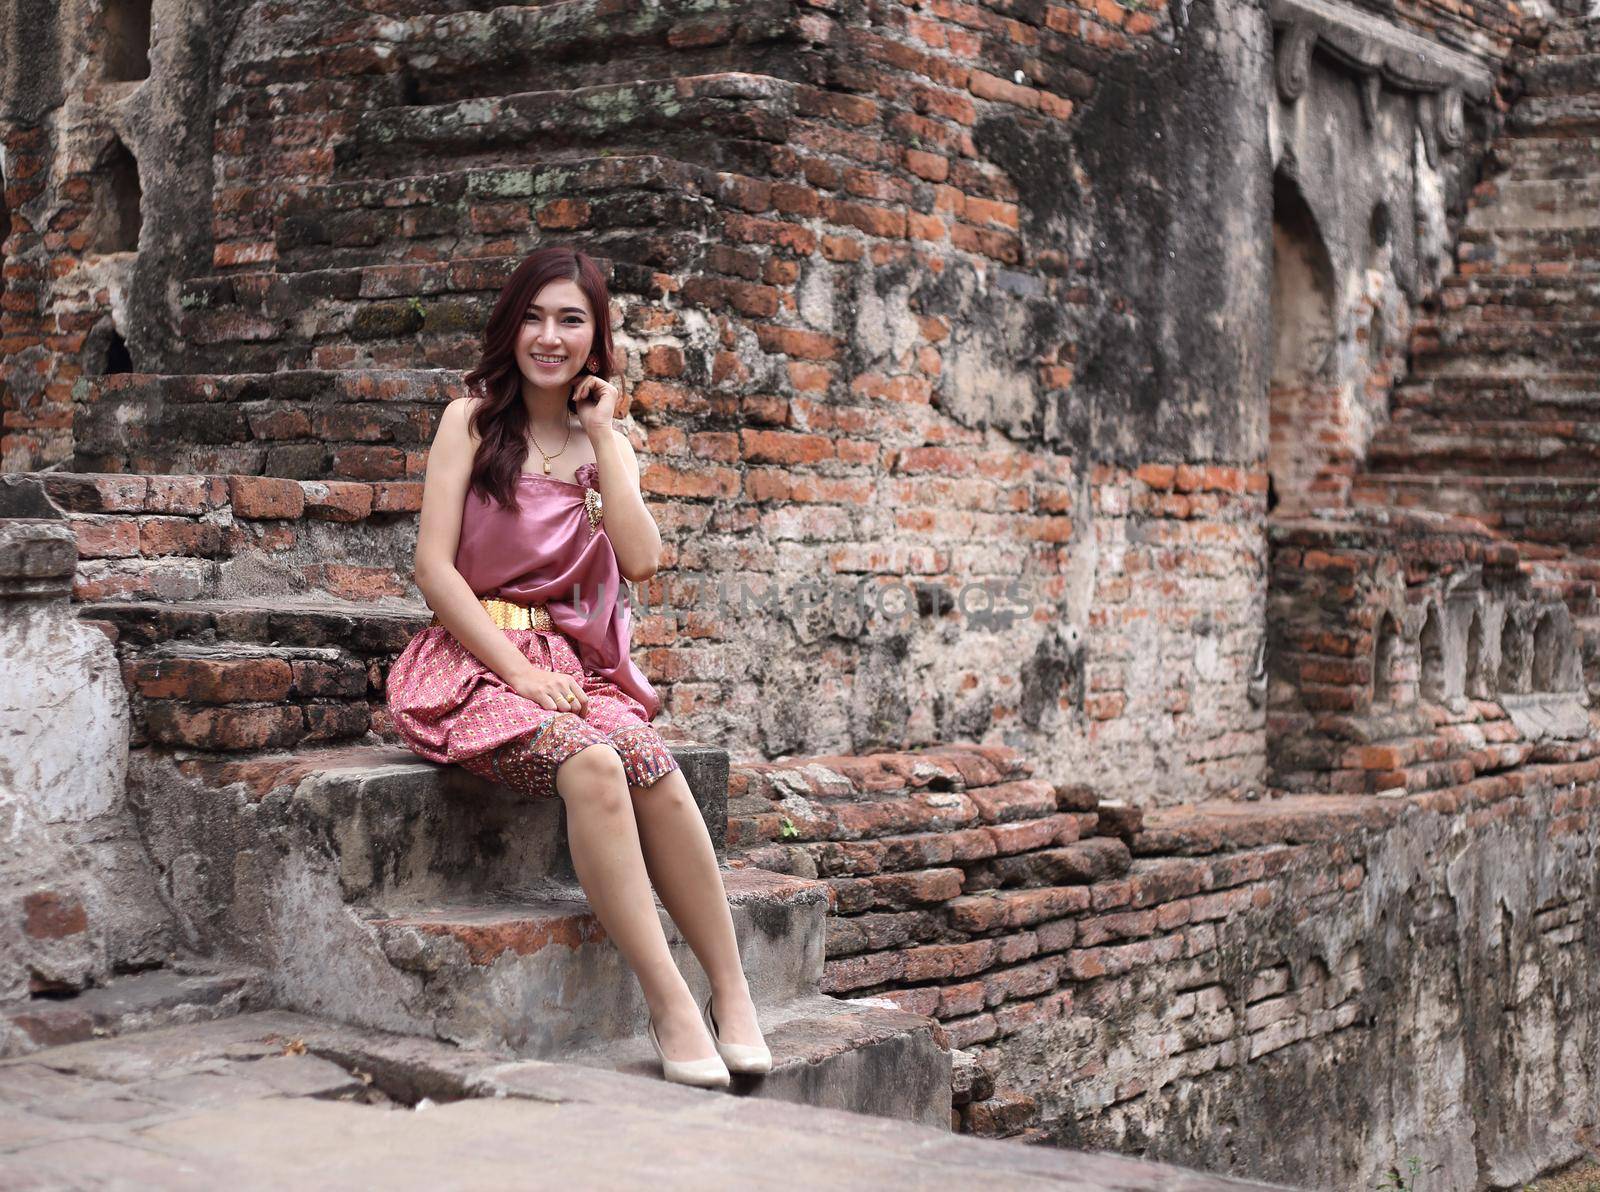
(450, 393), (486, 444)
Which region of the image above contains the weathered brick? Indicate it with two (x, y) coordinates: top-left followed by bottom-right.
(22, 891), (89, 940)
(228, 476), (305, 519)
(128, 657), (294, 703)
(903, 939), (1001, 982)
(947, 886), (1091, 933)
(966, 779), (1058, 824)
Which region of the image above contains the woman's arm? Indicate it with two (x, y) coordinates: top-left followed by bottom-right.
(413, 396), (545, 685)
(588, 424), (661, 583)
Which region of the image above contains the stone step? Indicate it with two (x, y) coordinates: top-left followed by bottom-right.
(556, 993), (950, 1126)
(1529, 556), (1600, 608)
(1, 472), (421, 604)
(1439, 273), (1600, 308)
(333, 73), (801, 185)
(71, 370), (458, 481)
(351, 870), (827, 1057)
(1543, 24), (1600, 55)
(1457, 226), (1600, 271)
(128, 740), (868, 1071)
(1390, 374), (1600, 421)
(1425, 299), (1600, 327)
(1487, 132), (1600, 179)
(1368, 419), (1600, 477)
(366, 0), (807, 109)
(207, 10), (806, 270)
(1519, 51), (1600, 97)
(1534, 552), (1600, 585)
(1350, 472), (1600, 509)
(1410, 320), (1600, 370)
(1350, 474), (1600, 547)
(176, 250), (671, 372)
(219, 0), (799, 105)
(1335, 724), (1512, 768)
(276, 154), (724, 272)
(1462, 178), (1600, 230)
(0, 962), (270, 1059)
(80, 597), (427, 752)
(181, 742), (728, 901)
(82, 595), (427, 652)
(1507, 92), (1600, 135)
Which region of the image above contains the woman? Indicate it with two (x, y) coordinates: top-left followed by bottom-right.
(385, 246), (770, 1088)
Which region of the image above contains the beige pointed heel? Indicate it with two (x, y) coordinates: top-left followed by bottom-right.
(647, 1015), (730, 1088)
(703, 992), (772, 1076)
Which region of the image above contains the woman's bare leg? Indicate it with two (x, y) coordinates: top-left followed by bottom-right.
(629, 767), (765, 1048)
(555, 743), (718, 1062)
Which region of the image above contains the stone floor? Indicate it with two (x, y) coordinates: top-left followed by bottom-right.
(0, 1011), (1288, 1190)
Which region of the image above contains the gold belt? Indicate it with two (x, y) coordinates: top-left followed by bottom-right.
(431, 595), (554, 632)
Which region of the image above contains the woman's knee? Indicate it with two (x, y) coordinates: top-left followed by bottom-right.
(555, 741), (630, 809)
(630, 765), (692, 808)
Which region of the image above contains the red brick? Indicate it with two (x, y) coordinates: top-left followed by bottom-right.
(22, 891), (88, 940)
(903, 939), (1001, 981)
(72, 516), (139, 559)
(820, 949), (906, 993)
(967, 779), (1057, 824)
(229, 476), (305, 520)
(962, 1087), (1036, 1135)
(127, 658), (293, 703)
(302, 481), (374, 523)
(939, 980), (987, 1017)
(947, 886), (1090, 932)
(143, 704), (303, 751)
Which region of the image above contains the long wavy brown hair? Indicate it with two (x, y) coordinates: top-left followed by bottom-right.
(462, 246), (625, 512)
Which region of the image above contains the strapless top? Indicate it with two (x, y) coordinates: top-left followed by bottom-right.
(452, 460), (660, 719)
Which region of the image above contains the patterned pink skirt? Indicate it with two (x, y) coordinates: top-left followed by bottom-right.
(385, 624), (680, 800)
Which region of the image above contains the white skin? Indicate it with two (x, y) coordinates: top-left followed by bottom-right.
(413, 276), (764, 1064)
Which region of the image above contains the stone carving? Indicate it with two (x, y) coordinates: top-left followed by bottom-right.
(1275, 23), (1319, 101)
(1271, 0), (1495, 162)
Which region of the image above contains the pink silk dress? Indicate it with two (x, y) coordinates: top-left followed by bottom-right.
(385, 461), (679, 800)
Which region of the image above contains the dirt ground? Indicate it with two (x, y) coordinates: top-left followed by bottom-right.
(1527, 1160), (1600, 1191)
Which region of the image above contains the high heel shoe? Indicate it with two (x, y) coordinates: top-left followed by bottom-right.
(703, 992), (773, 1075)
(647, 1015), (730, 1088)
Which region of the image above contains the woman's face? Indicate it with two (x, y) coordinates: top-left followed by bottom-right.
(515, 278), (597, 394)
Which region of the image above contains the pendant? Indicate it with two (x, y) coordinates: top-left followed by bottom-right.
(542, 458), (551, 474)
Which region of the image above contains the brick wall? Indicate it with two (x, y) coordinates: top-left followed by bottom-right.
(6, 0), (1543, 803)
(729, 739), (1600, 1187)
(1, 0), (237, 469)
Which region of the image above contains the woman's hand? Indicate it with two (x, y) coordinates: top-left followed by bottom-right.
(508, 666), (589, 714)
(571, 372), (619, 435)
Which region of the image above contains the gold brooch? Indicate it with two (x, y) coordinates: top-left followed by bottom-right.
(584, 488), (603, 536)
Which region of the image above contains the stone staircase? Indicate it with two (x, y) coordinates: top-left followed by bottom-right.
(0, 496), (952, 1121)
(71, 370), (457, 480)
(0, 0), (954, 1125)
(1352, 19), (1600, 697)
(121, 737), (947, 1121)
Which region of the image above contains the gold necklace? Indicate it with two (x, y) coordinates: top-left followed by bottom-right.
(527, 418), (571, 475)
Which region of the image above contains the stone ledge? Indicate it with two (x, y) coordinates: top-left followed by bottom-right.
(0, 1010), (1290, 1189)
(1270, 0), (1499, 98)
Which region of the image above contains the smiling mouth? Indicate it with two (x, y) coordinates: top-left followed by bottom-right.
(531, 354), (566, 366)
